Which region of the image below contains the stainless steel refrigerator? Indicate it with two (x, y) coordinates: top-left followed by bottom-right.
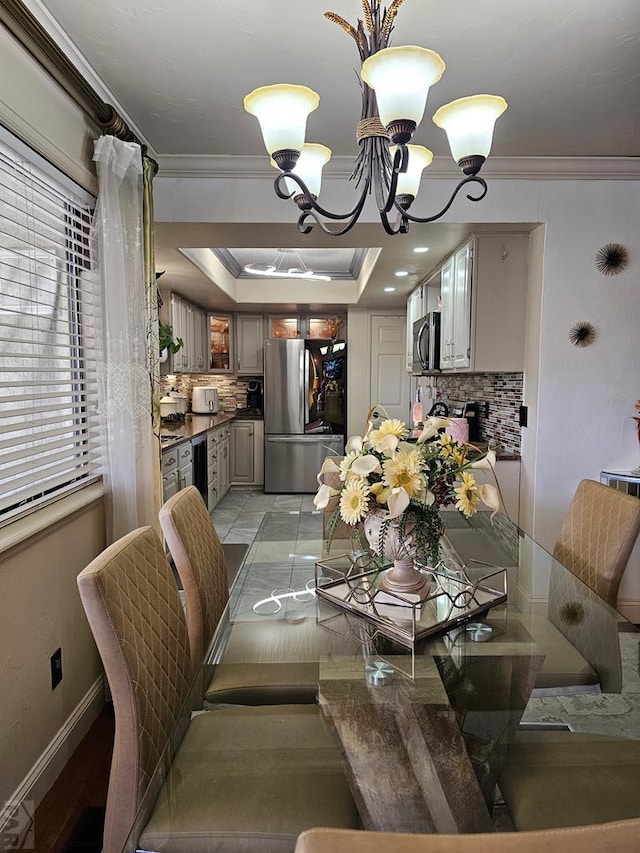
(264, 338), (346, 493)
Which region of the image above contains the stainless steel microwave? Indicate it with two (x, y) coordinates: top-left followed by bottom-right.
(412, 312), (441, 373)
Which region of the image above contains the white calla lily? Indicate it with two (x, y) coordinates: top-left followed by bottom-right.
(477, 483), (501, 519)
(378, 434), (399, 456)
(470, 450), (496, 471)
(417, 417), (451, 443)
(313, 482), (339, 509)
(316, 455), (340, 485)
(345, 435), (364, 454)
(387, 487), (410, 518)
(351, 454), (382, 477)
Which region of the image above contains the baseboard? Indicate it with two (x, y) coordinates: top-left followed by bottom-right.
(617, 599), (640, 624)
(0, 674), (105, 841)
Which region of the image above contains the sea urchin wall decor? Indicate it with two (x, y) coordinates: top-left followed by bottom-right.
(569, 321), (596, 348)
(595, 243), (628, 276)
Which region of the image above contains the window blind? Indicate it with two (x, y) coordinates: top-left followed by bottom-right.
(0, 134), (101, 524)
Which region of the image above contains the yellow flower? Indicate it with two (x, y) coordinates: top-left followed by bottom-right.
(367, 418), (408, 453)
(339, 479), (370, 525)
(382, 450), (425, 498)
(454, 472), (479, 517)
(452, 447), (467, 466)
(438, 434), (456, 459)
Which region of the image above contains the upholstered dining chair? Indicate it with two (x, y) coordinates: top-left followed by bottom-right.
(526, 479), (640, 696)
(498, 729), (640, 832)
(159, 486), (319, 704)
(77, 525), (359, 853)
(553, 478), (640, 606)
(294, 819), (640, 853)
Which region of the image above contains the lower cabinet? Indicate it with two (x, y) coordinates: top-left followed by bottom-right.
(207, 422), (231, 511)
(161, 442), (193, 502)
(473, 459), (521, 524)
(231, 420), (264, 486)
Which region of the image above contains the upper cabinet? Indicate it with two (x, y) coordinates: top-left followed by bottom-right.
(163, 293), (208, 374)
(410, 233), (528, 375)
(235, 314), (264, 374)
(405, 286), (424, 372)
(440, 241), (473, 370)
(208, 314), (234, 373)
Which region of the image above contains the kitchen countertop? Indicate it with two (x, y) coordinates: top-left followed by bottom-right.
(160, 412), (235, 450)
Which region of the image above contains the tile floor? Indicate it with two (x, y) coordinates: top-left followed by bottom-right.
(211, 488), (318, 544)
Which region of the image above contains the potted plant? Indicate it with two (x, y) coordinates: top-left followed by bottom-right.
(159, 322), (184, 363)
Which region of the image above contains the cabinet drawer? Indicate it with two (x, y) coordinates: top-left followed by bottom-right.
(162, 450), (179, 474)
(162, 470), (179, 499)
(178, 444), (192, 465)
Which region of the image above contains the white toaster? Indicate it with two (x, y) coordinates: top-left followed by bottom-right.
(191, 386), (219, 414)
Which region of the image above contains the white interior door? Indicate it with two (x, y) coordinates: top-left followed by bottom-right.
(369, 314), (410, 423)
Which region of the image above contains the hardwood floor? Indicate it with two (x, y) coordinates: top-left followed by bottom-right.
(24, 704), (114, 852)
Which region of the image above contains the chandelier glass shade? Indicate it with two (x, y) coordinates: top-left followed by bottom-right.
(243, 0), (508, 236)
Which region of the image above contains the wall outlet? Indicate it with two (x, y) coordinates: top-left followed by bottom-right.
(519, 405), (528, 428)
(50, 647), (62, 690)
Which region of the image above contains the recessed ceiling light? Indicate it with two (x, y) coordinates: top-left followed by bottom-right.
(395, 270), (409, 277)
(413, 246), (429, 253)
(384, 286), (396, 292)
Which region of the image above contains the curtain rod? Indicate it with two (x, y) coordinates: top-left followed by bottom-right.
(0, 0), (151, 156)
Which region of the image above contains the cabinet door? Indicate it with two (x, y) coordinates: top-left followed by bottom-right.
(439, 258), (455, 369)
(405, 288), (423, 372)
(209, 314), (233, 373)
(451, 241), (473, 369)
(236, 315), (264, 374)
(170, 294), (189, 373)
(231, 422), (255, 483)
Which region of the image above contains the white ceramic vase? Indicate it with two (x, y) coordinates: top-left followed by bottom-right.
(363, 509), (430, 596)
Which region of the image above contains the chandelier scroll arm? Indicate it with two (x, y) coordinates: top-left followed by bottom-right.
(297, 185), (371, 236)
(396, 175), (488, 225)
(274, 170), (371, 222)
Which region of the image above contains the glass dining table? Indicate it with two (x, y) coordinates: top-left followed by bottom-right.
(207, 508), (640, 835)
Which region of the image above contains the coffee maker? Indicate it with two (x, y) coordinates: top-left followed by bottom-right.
(246, 379), (263, 411)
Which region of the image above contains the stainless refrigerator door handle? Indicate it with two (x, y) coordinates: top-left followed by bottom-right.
(303, 346), (310, 424)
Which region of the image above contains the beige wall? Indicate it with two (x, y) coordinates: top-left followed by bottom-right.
(0, 495), (106, 808)
(0, 19), (106, 815)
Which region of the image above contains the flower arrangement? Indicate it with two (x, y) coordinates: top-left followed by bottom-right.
(314, 411), (501, 566)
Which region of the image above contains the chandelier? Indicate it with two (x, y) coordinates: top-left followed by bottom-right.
(244, 0), (507, 237)
(243, 248), (331, 281)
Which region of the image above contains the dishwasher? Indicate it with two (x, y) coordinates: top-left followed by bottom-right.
(191, 434), (208, 503)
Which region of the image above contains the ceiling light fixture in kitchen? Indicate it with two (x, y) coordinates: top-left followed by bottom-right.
(244, 0), (507, 238)
(243, 248), (331, 281)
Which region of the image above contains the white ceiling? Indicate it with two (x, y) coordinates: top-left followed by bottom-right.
(27, 0), (640, 309)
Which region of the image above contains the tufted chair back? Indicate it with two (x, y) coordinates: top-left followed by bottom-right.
(553, 479), (640, 605)
(77, 526), (193, 853)
(159, 486), (229, 667)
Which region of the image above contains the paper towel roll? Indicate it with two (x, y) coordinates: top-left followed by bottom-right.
(446, 418), (469, 444)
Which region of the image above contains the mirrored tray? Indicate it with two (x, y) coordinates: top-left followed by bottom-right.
(315, 553), (508, 647)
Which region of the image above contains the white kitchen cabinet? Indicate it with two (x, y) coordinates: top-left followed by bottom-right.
(405, 286), (424, 371)
(235, 315), (264, 375)
(165, 293), (207, 373)
(161, 441), (192, 501)
(440, 242), (472, 370)
(231, 420), (264, 485)
(440, 234), (528, 373)
(472, 458), (521, 524)
(206, 422), (231, 509)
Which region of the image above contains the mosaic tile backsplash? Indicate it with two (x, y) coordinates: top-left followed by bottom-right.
(423, 372), (523, 455)
(160, 374), (258, 412)
(162, 370), (523, 455)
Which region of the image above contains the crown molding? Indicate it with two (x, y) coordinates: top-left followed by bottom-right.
(155, 153), (640, 181)
(4, 0), (152, 150)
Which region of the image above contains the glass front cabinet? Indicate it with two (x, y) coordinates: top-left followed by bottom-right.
(208, 313), (233, 373)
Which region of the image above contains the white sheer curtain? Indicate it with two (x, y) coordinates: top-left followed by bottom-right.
(92, 136), (156, 542)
